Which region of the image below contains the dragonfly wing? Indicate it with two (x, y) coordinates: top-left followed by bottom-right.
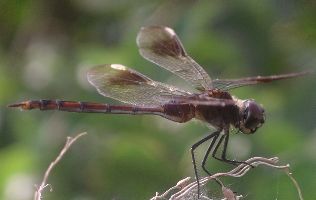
(87, 64), (192, 106)
(136, 26), (213, 91)
(213, 70), (313, 90)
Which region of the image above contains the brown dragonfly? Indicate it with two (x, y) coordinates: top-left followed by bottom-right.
(9, 26), (311, 197)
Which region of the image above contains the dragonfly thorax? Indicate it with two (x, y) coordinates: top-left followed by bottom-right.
(194, 90), (239, 130)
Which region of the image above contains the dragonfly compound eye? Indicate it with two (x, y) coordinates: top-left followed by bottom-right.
(242, 100), (265, 134)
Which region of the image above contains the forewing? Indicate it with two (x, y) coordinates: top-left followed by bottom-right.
(213, 70), (313, 90)
(87, 64), (191, 106)
(136, 26), (213, 91)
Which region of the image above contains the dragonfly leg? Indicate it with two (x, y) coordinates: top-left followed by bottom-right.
(201, 132), (221, 176)
(190, 130), (221, 198)
(209, 132), (254, 168)
(210, 134), (226, 163)
(219, 133), (254, 168)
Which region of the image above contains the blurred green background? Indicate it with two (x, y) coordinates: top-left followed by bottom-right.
(0, 0), (315, 199)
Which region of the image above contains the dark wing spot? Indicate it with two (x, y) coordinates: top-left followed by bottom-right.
(139, 26), (187, 57)
(152, 36), (186, 57)
(108, 69), (150, 86)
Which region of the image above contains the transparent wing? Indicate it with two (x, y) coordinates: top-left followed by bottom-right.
(87, 64), (192, 106)
(213, 70), (313, 90)
(136, 26), (213, 91)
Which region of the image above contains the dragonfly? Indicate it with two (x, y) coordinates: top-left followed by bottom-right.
(9, 26), (311, 198)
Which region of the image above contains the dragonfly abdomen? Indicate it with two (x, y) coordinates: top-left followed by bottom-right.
(8, 100), (164, 115)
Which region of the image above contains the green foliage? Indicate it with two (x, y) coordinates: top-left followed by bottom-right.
(0, 0), (315, 199)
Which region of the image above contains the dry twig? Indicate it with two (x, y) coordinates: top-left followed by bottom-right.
(34, 132), (87, 200)
(151, 156), (303, 200)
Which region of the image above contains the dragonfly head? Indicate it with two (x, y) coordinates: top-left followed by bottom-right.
(239, 100), (265, 134)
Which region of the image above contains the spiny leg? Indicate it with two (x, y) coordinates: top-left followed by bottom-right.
(220, 133), (254, 167)
(211, 134), (226, 162)
(190, 131), (221, 198)
(201, 131), (220, 176)
(207, 132), (253, 167)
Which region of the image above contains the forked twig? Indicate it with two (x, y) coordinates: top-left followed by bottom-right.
(151, 156), (303, 200)
(34, 132), (87, 200)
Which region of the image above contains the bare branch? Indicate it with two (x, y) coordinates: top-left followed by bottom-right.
(151, 156), (303, 200)
(34, 132), (87, 200)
